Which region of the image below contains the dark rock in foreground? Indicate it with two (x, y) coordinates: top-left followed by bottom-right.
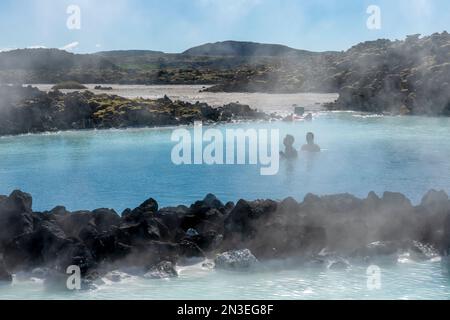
(215, 249), (258, 270)
(144, 261), (178, 279)
(0, 259), (12, 283)
(0, 189), (449, 282)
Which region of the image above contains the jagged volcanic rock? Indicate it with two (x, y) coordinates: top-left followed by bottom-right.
(0, 189), (449, 280)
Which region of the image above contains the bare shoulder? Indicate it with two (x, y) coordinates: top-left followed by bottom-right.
(301, 144), (321, 153)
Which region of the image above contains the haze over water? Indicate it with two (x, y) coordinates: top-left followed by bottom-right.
(1, 112), (449, 212)
(1, 87), (450, 299)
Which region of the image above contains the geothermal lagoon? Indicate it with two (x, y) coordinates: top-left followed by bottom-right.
(1, 87), (450, 299)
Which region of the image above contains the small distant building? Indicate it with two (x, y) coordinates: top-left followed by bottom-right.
(294, 106), (305, 116)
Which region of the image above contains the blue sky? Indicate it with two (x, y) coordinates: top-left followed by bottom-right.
(0, 0), (449, 53)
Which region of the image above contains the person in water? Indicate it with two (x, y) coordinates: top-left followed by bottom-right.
(280, 134), (298, 159)
(301, 132), (321, 153)
(304, 113), (313, 121)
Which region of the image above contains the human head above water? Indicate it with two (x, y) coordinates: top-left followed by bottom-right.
(284, 134), (295, 147)
(306, 132), (315, 144)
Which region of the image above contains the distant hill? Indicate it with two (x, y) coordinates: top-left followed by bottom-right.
(182, 40), (318, 57)
(0, 47), (260, 84)
(0, 48), (117, 71)
(0, 35), (448, 116)
(0, 41), (325, 79)
(94, 50), (171, 71)
(95, 50), (165, 58)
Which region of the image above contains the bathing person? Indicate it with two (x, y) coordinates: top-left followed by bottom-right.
(280, 134), (298, 159)
(283, 114), (295, 122)
(301, 132), (321, 153)
(304, 113), (313, 121)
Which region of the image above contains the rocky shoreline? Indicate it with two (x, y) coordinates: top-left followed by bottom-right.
(2, 33), (450, 117)
(1, 189), (449, 286)
(0, 85), (269, 136)
(207, 33), (450, 117)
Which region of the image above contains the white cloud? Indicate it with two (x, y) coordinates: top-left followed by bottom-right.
(410, 0), (433, 17)
(384, 0), (434, 21)
(196, 0), (262, 24)
(60, 41), (79, 52)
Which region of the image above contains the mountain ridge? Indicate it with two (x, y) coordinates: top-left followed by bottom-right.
(0, 40), (335, 85)
(0, 39), (332, 64)
(1, 34), (450, 116)
(182, 40), (323, 57)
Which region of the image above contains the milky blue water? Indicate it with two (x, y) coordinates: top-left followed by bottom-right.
(0, 112), (449, 212)
(2, 258), (450, 300)
(1, 112), (450, 300)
